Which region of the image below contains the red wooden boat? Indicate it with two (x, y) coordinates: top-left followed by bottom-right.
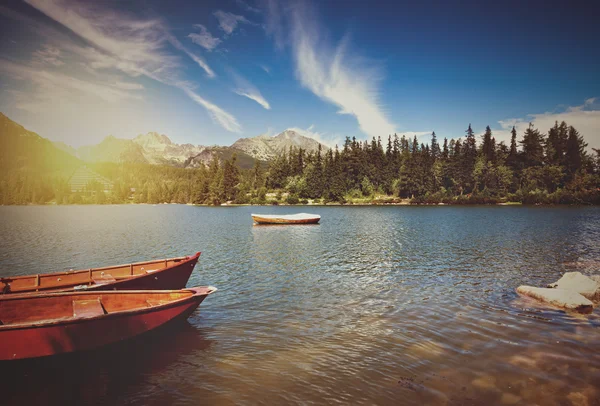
(0, 252), (201, 295)
(0, 286), (217, 360)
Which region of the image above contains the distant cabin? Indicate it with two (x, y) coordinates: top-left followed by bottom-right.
(68, 165), (113, 193)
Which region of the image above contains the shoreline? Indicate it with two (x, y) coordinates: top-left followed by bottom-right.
(3, 201), (600, 207)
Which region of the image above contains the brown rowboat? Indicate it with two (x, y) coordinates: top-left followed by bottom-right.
(0, 286), (217, 360)
(0, 252), (201, 295)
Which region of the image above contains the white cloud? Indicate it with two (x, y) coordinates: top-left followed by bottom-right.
(183, 88), (242, 133)
(188, 24), (221, 51)
(263, 0), (396, 140)
(214, 10), (251, 35)
(259, 64), (271, 74)
(21, 0), (238, 131)
(0, 58), (141, 114)
(402, 131), (433, 141)
(495, 98), (600, 150)
(234, 89), (271, 110)
(261, 0), (285, 49)
(165, 34), (215, 78)
(32, 44), (64, 66)
(236, 0), (261, 14)
(229, 70), (271, 110)
(113, 81), (144, 90)
(286, 125), (340, 149)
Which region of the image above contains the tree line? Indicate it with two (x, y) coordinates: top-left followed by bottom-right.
(264, 121), (599, 204)
(1, 121), (599, 205)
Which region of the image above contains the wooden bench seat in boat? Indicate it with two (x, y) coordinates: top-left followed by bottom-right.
(72, 298), (106, 318)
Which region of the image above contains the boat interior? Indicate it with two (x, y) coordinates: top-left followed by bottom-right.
(0, 256), (191, 294)
(0, 290), (193, 327)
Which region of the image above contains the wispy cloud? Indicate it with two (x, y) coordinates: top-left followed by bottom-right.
(259, 64), (271, 74)
(264, 0), (396, 139)
(167, 34), (215, 78)
(214, 10), (251, 35)
(236, 0), (261, 14)
(113, 81), (144, 90)
(183, 88), (242, 133)
(188, 24), (221, 51)
(495, 98), (600, 149)
(0, 58), (141, 113)
(20, 0), (237, 131)
(261, 0), (285, 49)
(286, 125), (340, 149)
(229, 70), (271, 110)
(32, 44), (64, 66)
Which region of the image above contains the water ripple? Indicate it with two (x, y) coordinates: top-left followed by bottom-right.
(1, 205), (599, 405)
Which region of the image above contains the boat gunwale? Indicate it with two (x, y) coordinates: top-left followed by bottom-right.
(0, 286), (216, 331)
(0, 252), (201, 295)
(250, 213), (321, 220)
(251, 215), (320, 224)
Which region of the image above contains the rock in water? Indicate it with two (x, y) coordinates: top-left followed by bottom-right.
(546, 272), (600, 301)
(516, 286), (593, 313)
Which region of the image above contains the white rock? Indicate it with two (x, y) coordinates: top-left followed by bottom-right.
(589, 275), (600, 284)
(516, 286), (594, 313)
(546, 272), (600, 301)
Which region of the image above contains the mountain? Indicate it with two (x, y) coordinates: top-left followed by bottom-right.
(184, 146), (259, 169)
(132, 132), (205, 165)
(69, 133), (259, 169)
(71, 132), (203, 166)
(77, 135), (148, 164)
(231, 129), (327, 161)
(0, 112), (80, 174)
(1, 112), (329, 171)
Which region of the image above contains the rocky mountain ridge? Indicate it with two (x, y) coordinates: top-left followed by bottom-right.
(60, 129), (327, 168)
(0, 112), (328, 169)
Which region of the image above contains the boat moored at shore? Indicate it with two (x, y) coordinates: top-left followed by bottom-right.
(0, 253), (201, 295)
(0, 286), (217, 360)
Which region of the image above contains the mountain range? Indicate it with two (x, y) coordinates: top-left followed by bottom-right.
(0, 112), (81, 175)
(50, 124), (327, 169)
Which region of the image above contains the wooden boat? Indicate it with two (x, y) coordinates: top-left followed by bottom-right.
(0, 253), (201, 296)
(0, 286), (217, 360)
(251, 213), (321, 225)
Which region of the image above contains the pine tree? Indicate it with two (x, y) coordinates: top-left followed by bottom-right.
(519, 123), (545, 167)
(430, 131), (440, 161)
(442, 138), (449, 161)
(481, 126), (494, 162)
(565, 126), (587, 177)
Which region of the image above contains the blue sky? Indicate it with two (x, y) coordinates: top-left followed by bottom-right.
(0, 0), (599, 149)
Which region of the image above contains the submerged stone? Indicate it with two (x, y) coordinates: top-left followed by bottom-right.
(516, 286), (594, 313)
(546, 272), (600, 301)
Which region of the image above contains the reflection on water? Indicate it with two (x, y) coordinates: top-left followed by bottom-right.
(0, 205), (599, 405)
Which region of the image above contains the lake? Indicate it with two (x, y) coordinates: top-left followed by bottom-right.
(1, 205), (599, 405)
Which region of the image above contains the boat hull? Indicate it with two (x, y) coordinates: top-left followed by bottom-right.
(251, 215), (320, 225)
(1, 253), (201, 295)
(84, 254), (199, 292)
(0, 287), (214, 361)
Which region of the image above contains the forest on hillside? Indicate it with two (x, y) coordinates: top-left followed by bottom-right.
(1, 121), (599, 205)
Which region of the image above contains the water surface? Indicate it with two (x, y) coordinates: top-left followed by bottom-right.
(1, 205), (599, 405)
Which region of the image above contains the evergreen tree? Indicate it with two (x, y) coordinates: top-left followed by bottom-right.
(442, 138), (449, 161)
(481, 126), (494, 162)
(508, 126), (518, 169)
(519, 123), (545, 167)
(565, 126), (587, 177)
(430, 131), (440, 160)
